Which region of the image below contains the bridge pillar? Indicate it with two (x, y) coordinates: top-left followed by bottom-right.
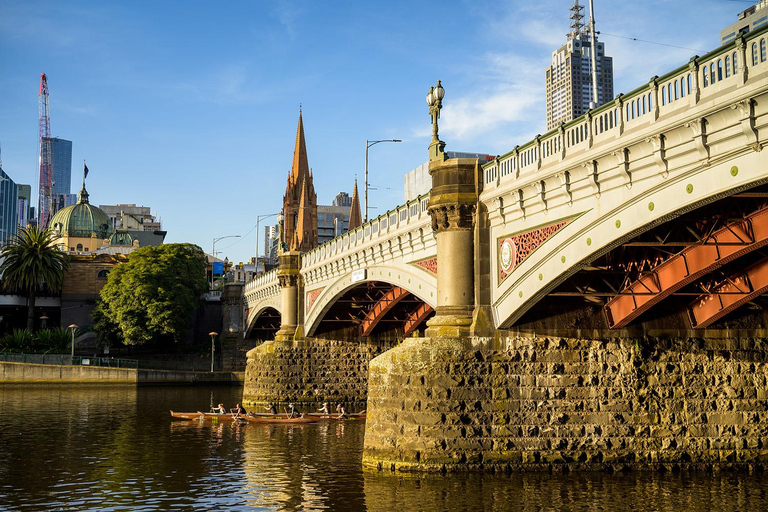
(363, 157), (486, 471)
(274, 251), (304, 341)
(424, 157), (479, 340)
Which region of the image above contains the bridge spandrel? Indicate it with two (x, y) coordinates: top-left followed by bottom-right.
(481, 44), (768, 329)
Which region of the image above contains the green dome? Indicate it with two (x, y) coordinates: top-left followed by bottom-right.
(50, 185), (112, 239)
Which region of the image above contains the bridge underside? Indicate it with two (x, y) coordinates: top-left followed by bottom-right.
(311, 280), (434, 340)
(515, 185), (768, 332)
(246, 307), (281, 340)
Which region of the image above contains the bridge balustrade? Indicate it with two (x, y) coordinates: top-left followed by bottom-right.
(483, 28), (768, 194)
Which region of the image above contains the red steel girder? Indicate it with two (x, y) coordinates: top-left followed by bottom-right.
(605, 205), (768, 329)
(688, 255), (768, 329)
(360, 286), (409, 336)
(403, 302), (434, 337)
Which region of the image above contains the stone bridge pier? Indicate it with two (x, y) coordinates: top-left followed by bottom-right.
(362, 156), (490, 470)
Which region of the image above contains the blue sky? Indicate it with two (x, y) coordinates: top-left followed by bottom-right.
(0, 0), (740, 264)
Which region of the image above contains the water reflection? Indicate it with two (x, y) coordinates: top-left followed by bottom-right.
(1, 386), (767, 511)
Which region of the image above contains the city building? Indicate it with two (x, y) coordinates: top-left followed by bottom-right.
(545, 0), (613, 131)
(49, 183), (112, 253)
(17, 184), (31, 229)
(263, 224), (278, 260)
(282, 111), (318, 252)
(99, 204), (162, 232)
(50, 138), (72, 199)
(721, 0), (768, 45)
(403, 152), (496, 202)
(50, 183), (165, 254)
(0, 167), (19, 244)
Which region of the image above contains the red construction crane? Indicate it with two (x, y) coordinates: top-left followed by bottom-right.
(38, 73), (53, 227)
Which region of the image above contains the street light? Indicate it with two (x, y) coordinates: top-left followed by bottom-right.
(211, 235), (240, 289)
(255, 213), (279, 272)
(365, 139), (401, 223)
(209, 331), (218, 372)
(426, 79), (446, 161)
(68, 323), (78, 364)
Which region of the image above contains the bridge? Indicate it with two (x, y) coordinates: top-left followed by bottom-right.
(244, 194), (437, 340)
(244, 31), (768, 340)
(237, 28), (768, 472)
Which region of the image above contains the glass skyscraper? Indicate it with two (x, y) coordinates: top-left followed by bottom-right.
(0, 168), (19, 244)
(51, 138), (73, 198)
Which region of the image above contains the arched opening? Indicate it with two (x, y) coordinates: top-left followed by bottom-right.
(311, 280), (434, 341)
(246, 307), (281, 341)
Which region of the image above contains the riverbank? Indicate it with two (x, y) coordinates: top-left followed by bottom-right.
(0, 361), (244, 385)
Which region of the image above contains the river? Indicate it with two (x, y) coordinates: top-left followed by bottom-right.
(1, 385), (767, 511)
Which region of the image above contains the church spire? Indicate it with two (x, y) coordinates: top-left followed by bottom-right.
(348, 177), (362, 231)
(282, 110), (318, 252)
(291, 110), (310, 185)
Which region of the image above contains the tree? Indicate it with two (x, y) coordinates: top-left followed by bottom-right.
(93, 243), (209, 346)
(0, 226), (69, 331)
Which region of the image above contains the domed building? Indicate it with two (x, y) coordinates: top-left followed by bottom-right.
(49, 184), (112, 254)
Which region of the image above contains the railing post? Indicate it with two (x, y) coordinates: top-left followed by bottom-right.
(615, 94), (625, 136)
(689, 57), (701, 104)
(737, 36), (748, 85)
(649, 77), (660, 120)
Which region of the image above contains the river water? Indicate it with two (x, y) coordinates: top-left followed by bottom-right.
(1, 385), (767, 511)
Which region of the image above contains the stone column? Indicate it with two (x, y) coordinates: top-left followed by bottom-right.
(423, 158), (479, 339)
(220, 282), (244, 371)
(274, 251), (302, 341)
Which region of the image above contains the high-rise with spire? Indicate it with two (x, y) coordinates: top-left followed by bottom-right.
(282, 111), (318, 252)
(545, 0), (613, 131)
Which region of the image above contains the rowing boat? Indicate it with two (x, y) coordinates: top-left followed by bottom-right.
(169, 410), (366, 421)
(169, 410), (204, 420)
(241, 415), (318, 424)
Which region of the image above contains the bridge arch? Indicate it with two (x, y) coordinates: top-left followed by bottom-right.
(304, 264), (437, 337)
(244, 299), (282, 339)
(492, 153), (768, 328)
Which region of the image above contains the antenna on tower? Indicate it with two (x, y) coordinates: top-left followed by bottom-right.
(38, 73), (53, 227)
(587, 0), (600, 109)
(569, 0), (585, 39)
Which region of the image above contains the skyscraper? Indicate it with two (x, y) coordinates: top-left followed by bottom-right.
(545, 0), (613, 131)
(17, 184), (31, 229)
(0, 168), (19, 244)
(50, 138), (72, 199)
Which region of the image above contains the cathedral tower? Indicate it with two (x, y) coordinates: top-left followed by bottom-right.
(282, 111), (318, 252)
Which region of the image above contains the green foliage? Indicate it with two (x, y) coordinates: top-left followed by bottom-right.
(0, 327), (78, 353)
(94, 243), (209, 346)
(0, 329), (35, 352)
(35, 327), (79, 352)
(0, 226), (69, 331)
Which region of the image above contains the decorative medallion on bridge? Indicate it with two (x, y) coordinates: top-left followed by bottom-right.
(412, 256), (438, 275)
(498, 216), (578, 285)
(306, 287), (324, 314)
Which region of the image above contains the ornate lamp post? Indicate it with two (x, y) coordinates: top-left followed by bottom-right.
(364, 139), (401, 222)
(68, 323), (78, 364)
(209, 331), (218, 372)
(426, 80), (446, 161)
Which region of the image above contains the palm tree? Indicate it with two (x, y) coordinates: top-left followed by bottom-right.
(0, 226), (69, 331)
